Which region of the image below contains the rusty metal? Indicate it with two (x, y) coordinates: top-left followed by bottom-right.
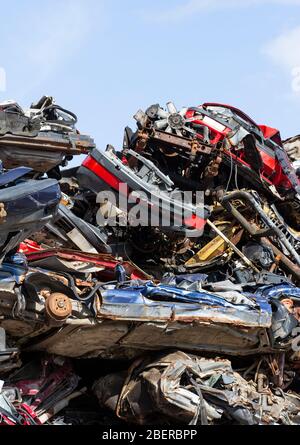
(0, 203), (7, 222)
(0, 133), (94, 155)
(269, 254), (282, 273)
(134, 126), (213, 158)
(2, 97), (300, 426)
(45, 293), (72, 323)
(0, 131), (95, 172)
(204, 155), (222, 178)
(151, 129), (212, 155)
(267, 353), (285, 389)
(135, 130), (149, 153)
(262, 238), (300, 282)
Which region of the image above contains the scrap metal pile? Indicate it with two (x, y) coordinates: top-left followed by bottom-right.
(1, 97), (300, 425)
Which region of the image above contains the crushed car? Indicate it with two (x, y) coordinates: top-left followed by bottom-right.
(1, 96), (300, 425)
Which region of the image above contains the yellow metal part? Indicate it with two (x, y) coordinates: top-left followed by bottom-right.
(185, 225), (240, 267)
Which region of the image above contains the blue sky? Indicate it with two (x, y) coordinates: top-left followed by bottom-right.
(1, 0), (300, 166)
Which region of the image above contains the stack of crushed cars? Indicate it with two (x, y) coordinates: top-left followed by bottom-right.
(1, 97), (300, 425)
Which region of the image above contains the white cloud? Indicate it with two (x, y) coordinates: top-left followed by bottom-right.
(262, 25), (300, 96)
(263, 26), (300, 71)
(143, 0), (300, 23)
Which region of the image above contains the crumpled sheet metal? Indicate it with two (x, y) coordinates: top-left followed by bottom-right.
(0, 97), (95, 173)
(98, 284), (272, 327)
(2, 250), (300, 359)
(284, 135), (300, 162)
(94, 351), (300, 425)
(0, 356), (84, 425)
(25, 249), (152, 281)
(2, 96), (300, 425)
(0, 265), (276, 358)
